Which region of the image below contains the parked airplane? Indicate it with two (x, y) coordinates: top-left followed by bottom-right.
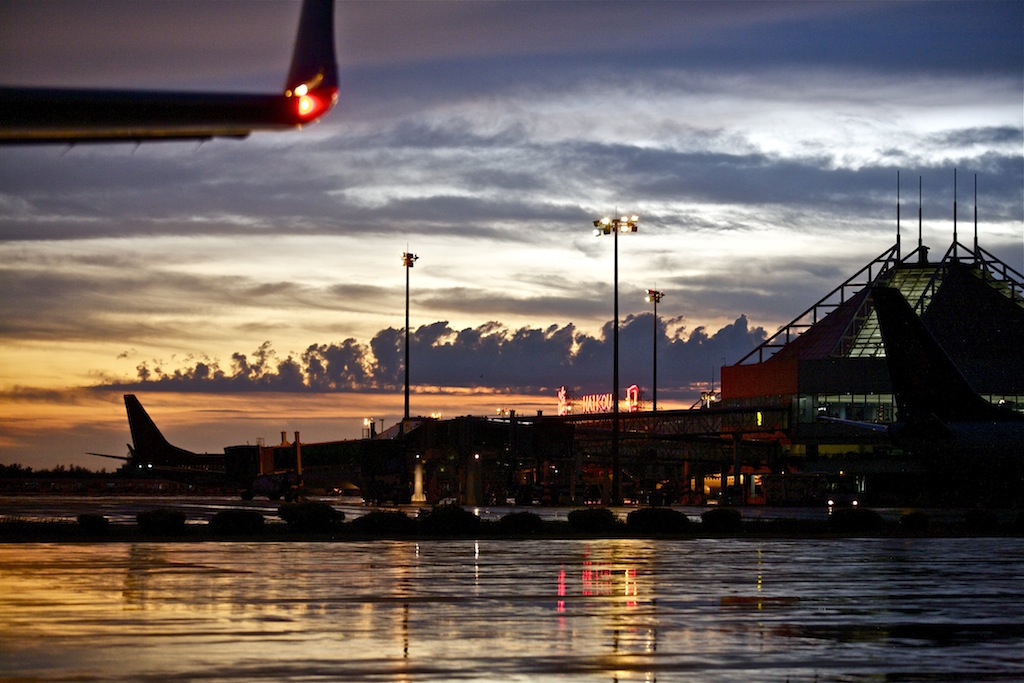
(90, 394), (311, 500)
(0, 0), (337, 144)
(89, 394), (228, 481)
(871, 285), (1024, 505)
(810, 286), (1023, 505)
(871, 285), (1024, 450)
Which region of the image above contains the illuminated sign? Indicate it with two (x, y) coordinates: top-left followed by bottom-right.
(581, 393), (613, 414)
(557, 386), (571, 416)
(557, 385), (643, 415)
(626, 384), (640, 412)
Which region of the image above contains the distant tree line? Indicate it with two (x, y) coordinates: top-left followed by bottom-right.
(0, 463), (109, 478)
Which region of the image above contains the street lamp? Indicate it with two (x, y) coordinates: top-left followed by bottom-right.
(402, 250), (419, 421)
(592, 213), (639, 505)
(645, 288), (664, 411)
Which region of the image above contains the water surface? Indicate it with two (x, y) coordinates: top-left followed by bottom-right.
(1, 538), (1022, 682)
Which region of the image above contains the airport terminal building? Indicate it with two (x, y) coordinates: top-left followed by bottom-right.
(387, 231), (1024, 509)
(723, 238), (1024, 426)
(714, 231), (1024, 505)
(165, 228), (1024, 509)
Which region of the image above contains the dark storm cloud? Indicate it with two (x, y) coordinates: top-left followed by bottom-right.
(0, 267), (196, 341)
(0, 1), (298, 89)
(690, 1), (1023, 76)
(3, 1), (1019, 103)
(931, 126), (1024, 149)
(539, 138), (1023, 224)
(2, 93), (1019, 244)
(3, 124), (1016, 351)
(336, 1), (1022, 105)
(0, 149), (273, 241)
(418, 287), (609, 323)
(0, 124), (585, 241)
(351, 119), (530, 152)
(98, 313), (767, 398)
(337, 195), (583, 239)
(0, 258), (379, 344)
(290, 119), (1023, 241)
(311, 125), (1021, 235)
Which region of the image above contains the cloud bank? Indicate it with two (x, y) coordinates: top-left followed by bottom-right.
(99, 314), (766, 403)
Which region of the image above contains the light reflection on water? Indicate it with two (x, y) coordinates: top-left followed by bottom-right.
(1, 538), (1022, 682)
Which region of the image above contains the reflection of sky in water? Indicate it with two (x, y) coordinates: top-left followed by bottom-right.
(1, 539), (1023, 682)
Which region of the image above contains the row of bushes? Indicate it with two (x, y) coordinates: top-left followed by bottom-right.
(288, 504), (699, 537)
(121, 504), (755, 538)
(75, 504), (696, 538)
(67, 503), (1024, 539)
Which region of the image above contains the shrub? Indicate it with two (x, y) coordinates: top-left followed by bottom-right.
(899, 511), (930, 532)
(418, 504), (481, 536)
(963, 509), (999, 534)
(277, 501), (345, 532)
(828, 507), (885, 533)
(77, 513), (109, 536)
(209, 509), (265, 536)
(701, 507), (743, 533)
(567, 507), (618, 534)
(626, 507), (690, 535)
(350, 510), (417, 536)
(137, 508), (187, 536)
(496, 511), (545, 536)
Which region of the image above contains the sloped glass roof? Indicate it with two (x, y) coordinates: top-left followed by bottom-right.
(845, 265), (944, 358)
(737, 240), (1024, 365)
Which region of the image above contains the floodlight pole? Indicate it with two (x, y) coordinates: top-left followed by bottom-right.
(402, 251), (419, 421)
(645, 289), (664, 411)
(613, 224), (620, 505)
(593, 214), (639, 505)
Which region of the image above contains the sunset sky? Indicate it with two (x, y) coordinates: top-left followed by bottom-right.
(1, 0), (1021, 470)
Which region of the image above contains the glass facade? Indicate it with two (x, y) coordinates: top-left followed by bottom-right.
(799, 393), (896, 424)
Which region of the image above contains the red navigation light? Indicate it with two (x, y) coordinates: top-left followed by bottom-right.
(297, 93), (319, 119)
(289, 84), (338, 122)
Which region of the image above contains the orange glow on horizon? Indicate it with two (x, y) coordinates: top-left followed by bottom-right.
(0, 388), (586, 469)
(1, 381), (695, 468)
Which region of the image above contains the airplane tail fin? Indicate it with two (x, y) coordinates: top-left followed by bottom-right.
(871, 286), (1016, 424)
(124, 394), (196, 465)
(284, 0), (338, 119)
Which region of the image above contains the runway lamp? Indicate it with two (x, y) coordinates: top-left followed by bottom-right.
(592, 213), (639, 505)
(645, 288), (664, 411)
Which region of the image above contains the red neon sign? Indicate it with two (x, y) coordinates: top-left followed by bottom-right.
(626, 384), (640, 412)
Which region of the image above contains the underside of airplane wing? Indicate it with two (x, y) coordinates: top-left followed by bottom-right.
(0, 89), (329, 143)
(0, 0), (337, 144)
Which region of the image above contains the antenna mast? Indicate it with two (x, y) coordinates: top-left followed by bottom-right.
(896, 171), (902, 260)
(953, 168), (958, 257)
(973, 173), (978, 257)
(918, 176), (923, 251)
